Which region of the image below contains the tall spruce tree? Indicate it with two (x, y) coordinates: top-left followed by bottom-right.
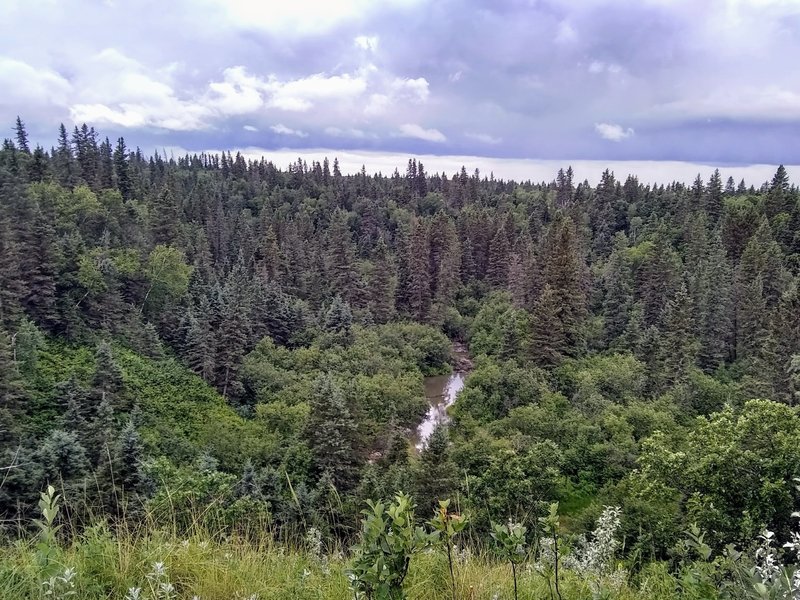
(304, 374), (359, 492)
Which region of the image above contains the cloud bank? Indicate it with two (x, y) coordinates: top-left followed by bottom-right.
(0, 0), (798, 165)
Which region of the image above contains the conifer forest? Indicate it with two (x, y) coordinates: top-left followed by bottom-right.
(2, 119), (800, 599)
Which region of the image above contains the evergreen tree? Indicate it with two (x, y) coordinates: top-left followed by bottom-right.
(528, 284), (567, 367)
(0, 328), (24, 441)
(602, 233), (632, 345)
(327, 209), (360, 305)
(655, 281), (698, 389)
(368, 236), (396, 323)
(414, 424), (456, 513)
(304, 374), (359, 492)
(705, 169), (723, 222)
(113, 137), (132, 201)
(407, 218), (432, 321)
(91, 341), (124, 411)
(541, 216), (587, 354)
(323, 295), (353, 342)
(114, 419), (146, 494)
(14, 117), (29, 154)
(486, 223), (510, 287)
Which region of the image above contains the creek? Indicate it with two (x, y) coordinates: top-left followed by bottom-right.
(412, 343), (471, 450)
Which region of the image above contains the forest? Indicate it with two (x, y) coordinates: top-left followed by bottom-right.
(1, 118), (800, 599)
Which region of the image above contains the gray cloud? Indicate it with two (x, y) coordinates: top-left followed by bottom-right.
(0, 0), (797, 165)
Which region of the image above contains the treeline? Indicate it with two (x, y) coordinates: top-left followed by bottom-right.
(2, 118), (800, 564)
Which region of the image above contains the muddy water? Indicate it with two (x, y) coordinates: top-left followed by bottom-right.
(413, 372), (465, 450)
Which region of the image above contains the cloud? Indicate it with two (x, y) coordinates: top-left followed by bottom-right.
(466, 132), (502, 144)
(555, 20), (577, 44)
(270, 123), (308, 137)
(354, 35), (379, 51)
(68, 50), (214, 131)
(651, 86), (800, 121)
(1, 0), (799, 163)
(391, 77), (429, 103)
(203, 0), (424, 36)
(267, 73), (368, 112)
(588, 60), (622, 74)
(397, 123), (446, 142)
(243, 125), (258, 131)
(0, 57), (71, 106)
(207, 66), (265, 115)
(325, 126), (374, 139)
(595, 122), (635, 142)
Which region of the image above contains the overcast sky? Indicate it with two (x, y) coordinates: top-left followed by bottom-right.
(1, 0), (799, 181)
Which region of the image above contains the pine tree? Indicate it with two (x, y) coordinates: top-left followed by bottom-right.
(736, 276), (768, 365)
(486, 223), (510, 287)
(705, 169), (723, 222)
(655, 281), (698, 389)
(639, 226), (680, 326)
(737, 217), (785, 308)
(23, 208), (59, 330)
(541, 216), (587, 355)
(54, 123), (76, 187)
(91, 341), (124, 411)
(698, 233), (734, 371)
(414, 424), (456, 513)
(766, 165), (791, 217)
(151, 185), (180, 244)
(14, 117), (29, 154)
(327, 209), (360, 304)
(369, 236), (396, 323)
(304, 374), (359, 492)
(87, 396), (116, 463)
(114, 419), (146, 494)
(324, 295), (353, 340)
(38, 429), (90, 483)
(0, 328), (24, 429)
(97, 137), (114, 189)
(602, 233), (632, 346)
(407, 218), (432, 321)
(216, 260), (252, 399)
(0, 217), (25, 327)
(528, 284), (567, 367)
(184, 301), (216, 382)
(113, 137), (132, 201)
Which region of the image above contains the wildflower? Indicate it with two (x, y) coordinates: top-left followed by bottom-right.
(124, 587), (142, 600)
(304, 527), (323, 560)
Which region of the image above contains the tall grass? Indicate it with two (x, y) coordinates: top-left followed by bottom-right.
(0, 499), (684, 600)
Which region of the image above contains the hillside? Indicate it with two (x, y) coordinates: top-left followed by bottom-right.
(2, 121), (800, 598)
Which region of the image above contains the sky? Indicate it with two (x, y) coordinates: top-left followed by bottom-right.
(1, 0), (799, 183)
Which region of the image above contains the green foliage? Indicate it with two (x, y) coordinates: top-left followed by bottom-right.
(33, 485), (62, 575)
(428, 499), (468, 600)
(348, 493), (434, 599)
(491, 520), (527, 600)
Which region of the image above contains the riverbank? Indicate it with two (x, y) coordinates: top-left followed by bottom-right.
(413, 341), (473, 449)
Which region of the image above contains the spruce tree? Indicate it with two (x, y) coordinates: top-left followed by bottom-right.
(114, 419), (146, 494)
(407, 217), (432, 321)
(528, 284), (567, 367)
(368, 236), (396, 324)
(113, 137), (132, 201)
(304, 374), (359, 492)
(602, 233), (632, 346)
(14, 117), (29, 154)
(655, 281), (698, 390)
(327, 208), (360, 304)
(486, 223), (510, 287)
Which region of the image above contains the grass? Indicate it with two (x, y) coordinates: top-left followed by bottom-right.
(0, 520), (684, 600)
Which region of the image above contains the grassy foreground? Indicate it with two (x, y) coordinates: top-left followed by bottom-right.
(0, 523), (682, 600)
